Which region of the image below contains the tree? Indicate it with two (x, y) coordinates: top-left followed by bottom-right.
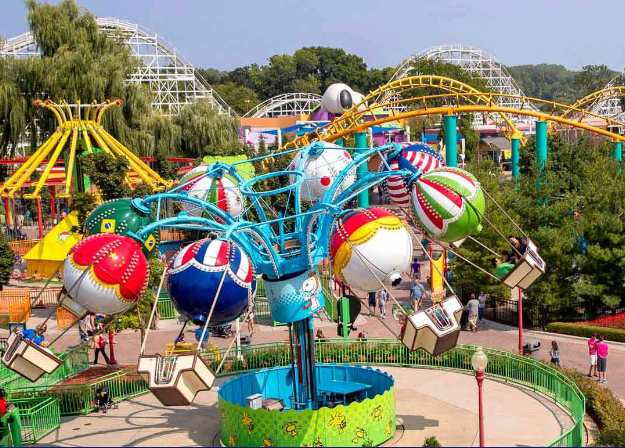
(213, 82), (259, 115)
(0, 233), (15, 290)
(69, 191), (97, 232)
(574, 65), (617, 97)
(80, 152), (131, 201)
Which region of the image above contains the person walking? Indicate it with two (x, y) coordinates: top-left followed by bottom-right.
(246, 302), (256, 333)
(378, 289), (388, 319)
(549, 341), (562, 367)
(78, 316), (88, 343)
(596, 335), (609, 384)
(587, 333), (598, 378)
(93, 330), (110, 365)
(477, 292), (488, 322)
(367, 291), (377, 316)
(410, 279), (426, 311)
(410, 257), (421, 280)
(465, 294), (479, 332)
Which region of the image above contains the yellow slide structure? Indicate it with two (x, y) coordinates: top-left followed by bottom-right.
(23, 212), (82, 277)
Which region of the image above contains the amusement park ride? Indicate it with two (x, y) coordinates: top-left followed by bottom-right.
(4, 69), (625, 446)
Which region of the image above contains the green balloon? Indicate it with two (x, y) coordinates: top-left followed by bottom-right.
(85, 198), (159, 256)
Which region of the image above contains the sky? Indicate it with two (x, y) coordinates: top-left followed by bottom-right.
(1, 0), (624, 72)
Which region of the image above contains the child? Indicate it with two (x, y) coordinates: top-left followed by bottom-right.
(596, 335), (609, 384)
(0, 388), (8, 416)
(549, 341), (561, 367)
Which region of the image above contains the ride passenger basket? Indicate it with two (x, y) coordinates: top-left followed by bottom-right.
(501, 239), (546, 290)
(400, 295), (463, 356)
(2, 331), (62, 382)
(137, 353), (216, 406)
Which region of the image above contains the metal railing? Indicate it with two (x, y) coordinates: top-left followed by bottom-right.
(11, 396), (60, 444)
(156, 298), (179, 320)
(1, 345), (90, 392)
(7, 240), (40, 256)
(202, 339), (585, 447)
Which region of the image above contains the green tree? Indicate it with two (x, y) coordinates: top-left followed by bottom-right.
(80, 152), (131, 200)
(574, 64), (617, 97)
(0, 233), (15, 290)
(213, 82), (259, 115)
(69, 191), (97, 232)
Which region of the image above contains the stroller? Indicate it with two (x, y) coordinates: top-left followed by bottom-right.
(95, 385), (118, 413)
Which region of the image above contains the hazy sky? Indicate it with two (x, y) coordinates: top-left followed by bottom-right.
(1, 0), (623, 71)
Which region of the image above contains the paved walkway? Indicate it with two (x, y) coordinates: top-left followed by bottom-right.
(35, 368), (573, 447)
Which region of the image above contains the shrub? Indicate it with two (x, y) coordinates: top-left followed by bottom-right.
(423, 436), (442, 447)
(561, 368), (625, 447)
(545, 322), (625, 343)
(580, 312), (625, 330)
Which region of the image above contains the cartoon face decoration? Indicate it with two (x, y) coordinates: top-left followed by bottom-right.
(263, 270), (325, 323)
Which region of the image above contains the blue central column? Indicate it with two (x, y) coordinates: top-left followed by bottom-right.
(444, 114), (458, 167)
(354, 132), (369, 207)
(536, 121), (547, 170)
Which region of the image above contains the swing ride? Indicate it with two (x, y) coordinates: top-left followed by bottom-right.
(0, 83), (553, 447)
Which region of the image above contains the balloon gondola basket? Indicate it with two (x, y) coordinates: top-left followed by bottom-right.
(501, 239), (546, 289)
(137, 353), (216, 406)
(400, 296), (463, 356)
(2, 331), (62, 382)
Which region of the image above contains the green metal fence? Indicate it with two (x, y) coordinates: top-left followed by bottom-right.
(11, 397), (60, 444)
(201, 339), (585, 447)
(157, 298), (180, 320)
(0, 345), (90, 392)
(11, 366), (149, 416)
(0, 406), (22, 447)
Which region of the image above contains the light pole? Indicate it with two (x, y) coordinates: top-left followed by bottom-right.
(471, 346), (488, 447)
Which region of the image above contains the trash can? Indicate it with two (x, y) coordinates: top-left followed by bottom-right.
(523, 339), (541, 359)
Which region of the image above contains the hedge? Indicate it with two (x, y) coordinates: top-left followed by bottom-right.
(545, 322), (625, 343)
(562, 368), (625, 447)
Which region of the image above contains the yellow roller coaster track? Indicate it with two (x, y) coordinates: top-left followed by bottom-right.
(0, 99), (172, 199)
(364, 75), (524, 143)
(560, 86), (625, 121)
(280, 78), (625, 152)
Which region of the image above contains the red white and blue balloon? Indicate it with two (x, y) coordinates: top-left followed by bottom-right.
(167, 239), (256, 326)
(411, 167), (485, 243)
(384, 142), (445, 208)
(178, 165), (244, 219)
(290, 142), (356, 202)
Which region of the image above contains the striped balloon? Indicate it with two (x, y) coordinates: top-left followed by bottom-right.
(411, 167), (485, 243)
(179, 165), (244, 219)
(384, 143), (445, 208)
(167, 238), (256, 326)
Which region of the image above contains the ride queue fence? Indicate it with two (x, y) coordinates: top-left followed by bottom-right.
(454, 283), (625, 330)
(11, 396), (60, 444)
(2, 340), (583, 446)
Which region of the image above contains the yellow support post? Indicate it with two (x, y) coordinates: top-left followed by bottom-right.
(3, 130), (64, 197)
(25, 129), (72, 199)
(0, 130), (63, 196)
(60, 126), (80, 198)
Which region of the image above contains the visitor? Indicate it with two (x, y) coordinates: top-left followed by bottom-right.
(502, 250), (514, 264)
(0, 389), (8, 416)
(246, 303), (255, 333)
(23, 324), (46, 346)
(596, 335), (609, 384)
(410, 279), (426, 311)
(587, 333), (598, 378)
(367, 291), (377, 316)
(508, 235), (528, 262)
(174, 333), (185, 344)
(357, 330), (367, 341)
(378, 289), (388, 319)
(316, 329), (326, 341)
(95, 385), (115, 413)
(549, 341), (562, 367)
(410, 257), (421, 280)
(477, 292), (488, 322)
(491, 258), (514, 280)
(195, 328), (209, 350)
(93, 330), (110, 365)
(78, 315), (88, 343)
(465, 294), (479, 332)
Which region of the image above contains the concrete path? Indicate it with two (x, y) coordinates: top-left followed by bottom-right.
(35, 368), (573, 447)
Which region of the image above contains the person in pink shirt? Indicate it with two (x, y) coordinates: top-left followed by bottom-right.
(595, 335), (609, 384)
(587, 333), (598, 378)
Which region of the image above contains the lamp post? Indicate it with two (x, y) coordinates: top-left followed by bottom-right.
(471, 346), (488, 447)
(107, 329), (118, 368)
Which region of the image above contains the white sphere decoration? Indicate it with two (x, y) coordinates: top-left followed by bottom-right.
(290, 142), (356, 202)
(322, 83), (354, 114)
